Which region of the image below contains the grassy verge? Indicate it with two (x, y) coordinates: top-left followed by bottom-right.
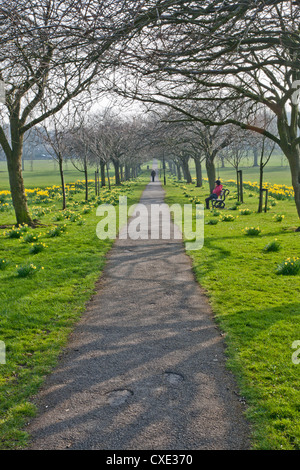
(164, 176), (300, 450)
(0, 176), (148, 449)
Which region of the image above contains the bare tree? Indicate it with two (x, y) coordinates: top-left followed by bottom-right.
(0, 0), (176, 225)
(112, 1), (300, 223)
(156, 106), (235, 190)
(222, 128), (248, 181)
(39, 108), (76, 210)
(67, 121), (92, 202)
(249, 111), (277, 213)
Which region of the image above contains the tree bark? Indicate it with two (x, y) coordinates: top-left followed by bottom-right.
(124, 163), (130, 181)
(100, 160), (106, 187)
(7, 146), (33, 226)
(84, 159), (88, 202)
(236, 168), (240, 202)
(206, 156), (216, 193)
(58, 155), (66, 210)
(277, 111), (300, 223)
(6, 117), (33, 225)
(106, 163), (111, 189)
(181, 155), (192, 183)
(193, 156), (202, 187)
(253, 148), (259, 167)
(258, 163), (264, 213)
(176, 163), (182, 180)
(113, 159), (121, 185)
(287, 150), (300, 222)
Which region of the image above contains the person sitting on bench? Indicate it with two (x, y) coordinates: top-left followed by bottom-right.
(205, 180), (223, 209)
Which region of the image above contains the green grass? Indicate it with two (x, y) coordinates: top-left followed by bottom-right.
(186, 151), (293, 186)
(0, 159), (116, 190)
(0, 175), (148, 449)
(0, 151), (292, 191)
(165, 176), (300, 450)
(0, 156), (299, 449)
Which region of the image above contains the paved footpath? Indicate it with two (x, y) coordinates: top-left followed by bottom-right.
(26, 179), (250, 450)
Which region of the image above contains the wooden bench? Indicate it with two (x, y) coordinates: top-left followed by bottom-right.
(211, 188), (230, 209)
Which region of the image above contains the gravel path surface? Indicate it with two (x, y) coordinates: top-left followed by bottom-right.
(25, 178), (250, 450)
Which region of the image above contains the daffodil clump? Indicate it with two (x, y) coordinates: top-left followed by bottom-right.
(22, 233), (40, 243)
(211, 210), (221, 217)
(0, 258), (9, 270)
(220, 214), (236, 222)
(243, 226), (261, 236)
(224, 179), (294, 201)
(276, 257), (300, 276)
(81, 206), (91, 214)
(3, 224), (29, 239)
(0, 202), (10, 212)
(31, 206), (52, 218)
(273, 214), (285, 222)
(29, 242), (47, 254)
(96, 187), (126, 206)
(0, 190), (11, 203)
(263, 239), (281, 252)
(16, 263), (44, 277)
(239, 208), (252, 215)
(189, 195), (202, 204)
(52, 212), (65, 221)
(206, 218), (219, 225)
(46, 224), (67, 237)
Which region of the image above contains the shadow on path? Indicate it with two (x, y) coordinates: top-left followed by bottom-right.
(25, 179), (251, 450)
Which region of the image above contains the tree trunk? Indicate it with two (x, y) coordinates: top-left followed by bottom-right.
(113, 159), (121, 185)
(7, 149), (33, 225)
(6, 124), (33, 226)
(258, 163), (264, 213)
(253, 147), (259, 167)
(84, 160), (88, 202)
(125, 163), (130, 181)
(175, 162), (182, 180)
(181, 156), (192, 183)
(194, 156), (202, 187)
(106, 163), (111, 190)
(287, 151), (300, 222)
(206, 155), (216, 193)
(100, 160), (106, 187)
(293, 180), (300, 223)
(95, 170), (98, 196)
(277, 114), (300, 223)
(58, 155), (66, 210)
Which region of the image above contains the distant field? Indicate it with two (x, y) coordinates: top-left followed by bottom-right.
(206, 165), (292, 187)
(154, 152), (292, 187)
(0, 160), (99, 190)
(0, 151), (293, 191)
(188, 152), (292, 187)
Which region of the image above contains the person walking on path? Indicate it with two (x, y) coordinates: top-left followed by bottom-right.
(151, 169), (156, 182)
(205, 179), (223, 209)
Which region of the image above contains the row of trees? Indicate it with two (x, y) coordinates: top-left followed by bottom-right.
(0, 0), (179, 225)
(110, 0), (300, 220)
(40, 105), (272, 213)
(147, 107), (277, 200)
(1, 1), (300, 225)
(40, 108), (150, 209)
